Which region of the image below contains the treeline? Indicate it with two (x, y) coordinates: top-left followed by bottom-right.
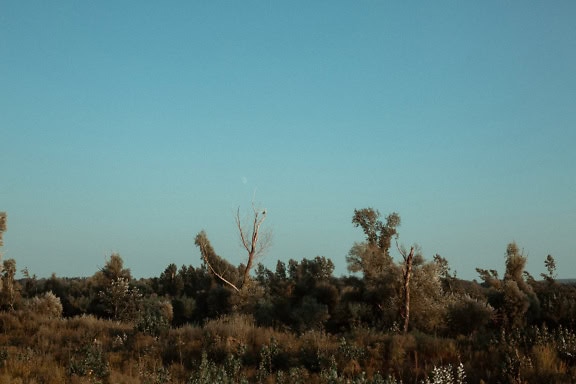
(1, 209), (576, 383)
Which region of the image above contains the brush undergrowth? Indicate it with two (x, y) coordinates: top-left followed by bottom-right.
(1, 310), (576, 383)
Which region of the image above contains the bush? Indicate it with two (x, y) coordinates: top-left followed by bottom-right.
(136, 298), (173, 336)
(27, 291), (63, 319)
(446, 295), (493, 336)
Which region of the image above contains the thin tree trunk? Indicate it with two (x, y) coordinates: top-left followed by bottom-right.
(237, 206), (268, 289)
(401, 246), (415, 334)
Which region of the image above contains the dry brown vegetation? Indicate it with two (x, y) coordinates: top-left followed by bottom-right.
(2, 210), (576, 383)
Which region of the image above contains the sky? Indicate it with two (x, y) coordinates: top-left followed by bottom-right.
(1, 2), (575, 280)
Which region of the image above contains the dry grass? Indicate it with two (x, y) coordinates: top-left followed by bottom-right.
(1, 306), (576, 383)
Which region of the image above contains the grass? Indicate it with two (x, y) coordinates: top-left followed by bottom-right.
(1, 308), (576, 383)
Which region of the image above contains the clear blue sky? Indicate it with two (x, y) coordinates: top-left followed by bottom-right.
(1, 2), (575, 280)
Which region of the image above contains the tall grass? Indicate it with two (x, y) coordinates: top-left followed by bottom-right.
(2, 307), (576, 383)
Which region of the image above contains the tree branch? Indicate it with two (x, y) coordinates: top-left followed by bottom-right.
(196, 232), (241, 292)
(234, 203), (272, 288)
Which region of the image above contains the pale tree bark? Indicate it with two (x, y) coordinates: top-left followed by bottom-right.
(0, 212), (6, 247)
(398, 244), (415, 334)
(0, 212), (7, 296)
(196, 203), (271, 292)
(235, 204), (271, 289)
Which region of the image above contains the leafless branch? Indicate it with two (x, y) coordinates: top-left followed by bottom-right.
(396, 238), (407, 260)
(235, 203), (272, 287)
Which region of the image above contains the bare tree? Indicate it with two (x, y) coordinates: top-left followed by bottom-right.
(196, 203), (271, 292)
(235, 204), (271, 289)
(397, 242), (415, 334)
(0, 212), (6, 247)
(0, 212), (6, 295)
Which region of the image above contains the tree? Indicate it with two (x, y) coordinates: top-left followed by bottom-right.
(157, 263), (184, 297)
(0, 212), (5, 297)
(503, 242), (539, 327)
(98, 276), (142, 321)
(28, 291), (63, 319)
(1, 258), (21, 311)
(476, 242), (539, 329)
(95, 253), (131, 285)
(398, 245), (415, 334)
(235, 204), (271, 288)
(0, 212), (6, 247)
(348, 208), (446, 333)
(541, 254), (557, 283)
(89, 253), (134, 318)
(347, 208), (402, 329)
(195, 231), (241, 292)
(195, 203), (271, 292)
(0, 217), (21, 312)
(347, 208), (400, 283)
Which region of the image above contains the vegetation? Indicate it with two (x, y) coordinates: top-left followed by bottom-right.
(1, 209), (576, 383)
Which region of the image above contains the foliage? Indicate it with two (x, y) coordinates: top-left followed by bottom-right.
(476, 242), (540, 330)
(98, 277), (143, 321)
(27, 291), (63, 319)
(1, 207), (576, 382)
(136, 297), (173, 336)
(0, 258), (21, 311)
(421, 363), (466, 384)
(68, 341), (110, 383)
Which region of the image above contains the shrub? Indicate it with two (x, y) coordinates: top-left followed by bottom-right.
(68, 341), (110, 383)
(27, 291), (63, 319)
(187, 351), (248, 384)
(421, 363), (466, 384)
(136, 298), (173, 336)
(446, 295), (493, 336)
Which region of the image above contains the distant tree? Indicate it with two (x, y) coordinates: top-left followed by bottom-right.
(347, 209), (401, 328)
(541, 254), (557, 283)
(171, 264), (213, 324)
(89, 253), (136, 319)
(0, 258), (21, 311)
(433, 254), (458, 293)
(348, 208), (449, 333)
(284, 257), (338, 332)
(352, 208), (400, 251)
(475, 268), (501, 290)
(503, 242), (539, 327)
(347, 209), (400, 281)
(399, 246), (452, 334)
(0, 211), (6, 247)
(94, 253), (131, 285)
(98, 277), (142, 321)
(254, 261), (292, 328)
(476, 242), (540, 329)
(157, 263), (184, 297)
(398, 245), (415, 334)
(0, 212), (6, 295)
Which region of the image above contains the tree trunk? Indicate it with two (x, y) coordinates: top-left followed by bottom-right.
(237, 206), (269, 289)
(401, 246), (415, 334)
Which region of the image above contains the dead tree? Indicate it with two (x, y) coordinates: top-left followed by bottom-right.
(196, 203), (271, 292)
(0, 212), (6, 247)
(235, 204), (271, 289)
(398, 244), (415, 334)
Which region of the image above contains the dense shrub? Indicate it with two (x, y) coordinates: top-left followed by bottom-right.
(27, 291), (63, 319)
